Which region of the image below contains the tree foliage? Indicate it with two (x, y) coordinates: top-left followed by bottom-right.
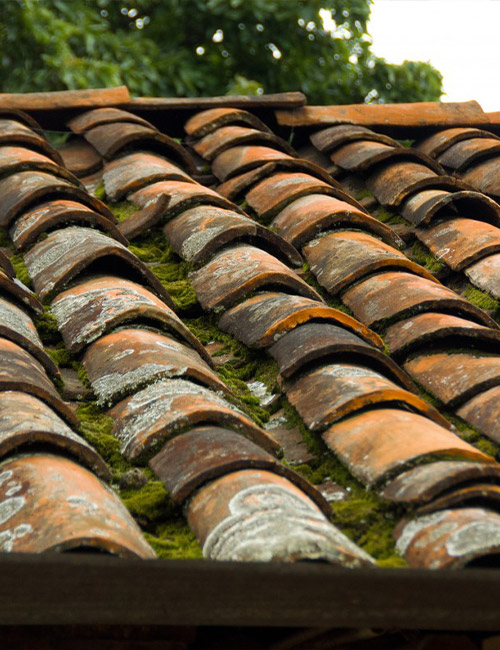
(0, 0), (442, 103)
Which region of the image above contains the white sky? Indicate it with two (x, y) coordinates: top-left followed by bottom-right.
(368, 0), (500, 111)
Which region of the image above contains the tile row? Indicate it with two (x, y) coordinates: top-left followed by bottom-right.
(181, 106), (500, 568)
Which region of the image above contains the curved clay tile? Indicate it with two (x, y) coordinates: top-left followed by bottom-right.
(0, 109), (44, 134)
(323, 410), (491, 489)
(0, 296), (58, 378)
(0, 453), (155, 557)
(385, 312), (500, 360)
(11, 199), (127, 251)
(458, 385), (500, 444)
(405, 352), (500, 407)
(0, 249), (14, 279)
(245, 171), (364, 221)
(271, 193), (402, 249)
(164, 205), (302, 267)
(83, 328), (229, 405)
(58, 138), (103, 177)
(381, 460), (500, 505)
(109, 379), (280, 460)
(51, 275), (210, 362)
(0, 391), (110, 480)
(401, 188), (500, 228)
(269, 322), (415, 390)
(438, 138), (500, 173)
(460, 156), (500, 200)
(395, 507), (500, 569)
(310, 123), (399, 153)
(284, 363), (449, 432)
(24, 226), (173, 304)
(216, 162), (280, 201)
(0, 145), (80, 184)
(150, 425), (326, 510)
(193, 125), (296, 160)
(417, 484), (500, 515)
(303, 231), (438, 295)
(330, 140), (444, 174)
(465, 252), (500, 299)
(190, 244), (323, 310)
(416, 127), (499, 158)
(415, 217), (500, 271)
(218, 291), (383, 349)
(0, 171), (112, 227)
(0, 337), (77, 426)
(185, 108), (272, 138)
(0, 119), (62, 163)
(186, 468), (374, 565)
(212, 145), (299, 181)
(84, 122), (196, 174)
(103, 151), (196, 201)
(67, 107), (157, 134)
(342, 271), (498, 330)
(0, 268), (42, 314)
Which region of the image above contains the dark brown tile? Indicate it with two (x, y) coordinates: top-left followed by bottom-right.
(11, 198), (127, 251)
(67, 107), (157, 134)
(405, 352), (500, 407)
(323, 409), (489, 488)
(284, 363), (448, 432)
(190, 244), (322, 310)
(310, 123), (398, 153)
(0, 145), (79, 183)
(164, 205), (302, 266)
(417, 483), (500, 515)
(465, 252), (500, 299)
(0, 118), (62, 163)
(186, 468), (374, 564)
(304, 230), (436, 295)
(216, 161), (279, 201)
(330, 141), (444, 174)
(343, 271), (498, 330)
(109, 379), (279, 461)
(51, 275), (210, 361)
(381, 460), (500, 505)
(0, 249), (14, 279)
(24, 226), (173, 304)
(212, 145), (297, 181)
(269, 321), (415, 389)
(416, 127), (497, 158)
(193, 125), (295, 160)
(0, 268), (42, 314)
(58, 137), (103, 177)
(218, 291), (384, 349)
(0, 453), (155, 557)
(83, 328), (228, 405)
(458, 385), (500, 444)
(271, 193), (402, 249)
(185, 107), (272, 138)
(0, 390), (110, 480)
(438, 137), (500, 172)
(461, 157), (500, 200)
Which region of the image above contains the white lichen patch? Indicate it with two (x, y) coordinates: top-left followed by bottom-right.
(247, 380), (275, 407)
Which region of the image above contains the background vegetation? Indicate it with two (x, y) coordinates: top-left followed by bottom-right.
(0, 0), (443, 103)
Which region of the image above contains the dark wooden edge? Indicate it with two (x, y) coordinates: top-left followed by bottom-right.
(1, 553), (500, 630)
(123, 92), (306, 110)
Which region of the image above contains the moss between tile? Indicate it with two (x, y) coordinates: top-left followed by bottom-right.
(408, 240), (445, 274)
(108, 200), (139, 223)
(372, 206), (410, 227)
(93, 180), (106, 201)
(462, 284), (499, 312)
(10, 253), (32, 288)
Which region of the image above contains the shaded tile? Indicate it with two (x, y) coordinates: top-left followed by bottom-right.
(109, 379), (279, 461)
(0, 118), (62, 163)
(382, 460), (500, 505)
(323, 409), (489, 488)
(269, 321), (415, 390)
(461, 157), (500, 200)
(0, 268), (42, 315)
(149, 425), (317, 505)
(310, 123), (398, 153)
(24, 226), (173, 304)
(265, 409), (314, 465)
(218, 291), (384, 349)
(270, 193), (402, 249)
(458, 385), (500, 444)
(465, 252), (500, 299)
(438, 138), (500, 172)
(416, 127), (497, 158)
(216, 161), (279, 201)
(330, 140), (444, 174)
(284, 363), (448, 432)
(416, 217), (500, 271)
(0, 145), (79, 183)
(103, 151), (196, 201)
(67, 107), (157, 134)
(342, 271), (498, 330)
(212, 145), (297, 181)
(11, 198), (127, 251)
(185, 107), (272, 138)
(164, 205), (302, 266)
(83, 328), (228, 405)
(385, 312), (500, 360)
(0, 170), (112, 227)
(0, 249), (15, 279)
(0, 453), (155, 557)
(0, 390), (110, 480)
(405, 352), (500, 407)
(0, 337), (77, 426)
(190, 244), (322, 310)
(193, 125), (295, 160)
(417, 484), (500, 515)
(395, 507), (500, 569)
(51, 275), (210, 361)
(186, 468), (374, 565)
(58, 137), (102, 177)
(304, 231), (437, 295)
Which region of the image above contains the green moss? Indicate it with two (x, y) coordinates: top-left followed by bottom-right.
(145, 521), (203, 559)
(45, 130), (70, 147)
(353, 188), (374, 201)
(93, 180), (106, 200)
(474, 438), (499, 458)
(10, 254), (32, 288)
(46, 344), (73, 367)
(409, 241), (444, 274)
(108, 200), (138, 222)
(34, 306), (62, 345)
(372, 206), (409, 227)
(0, 227), (12, 249)
(463, 285), (499, 312)
(120, 480), (177, 525)
(397, 139), (414, 148)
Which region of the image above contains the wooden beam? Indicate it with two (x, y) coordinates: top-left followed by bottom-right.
(1, 553), (500, 630)
(0, 87), (131, 110)
(124, 92), (306, 111)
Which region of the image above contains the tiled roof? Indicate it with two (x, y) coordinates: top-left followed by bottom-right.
(3, 88), (500, 643)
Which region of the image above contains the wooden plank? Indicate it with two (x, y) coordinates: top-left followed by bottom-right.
(125, 92), (306, 110)
(276, 101), (489, 129)
(1, 553), (500, 630)
(0, 87), (131, 110)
